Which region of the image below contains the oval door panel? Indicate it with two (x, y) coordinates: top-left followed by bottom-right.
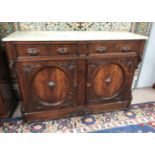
(93, 64), (124, 98)
(32, 66), (70, 106)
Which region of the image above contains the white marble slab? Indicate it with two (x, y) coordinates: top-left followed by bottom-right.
(2, 31), (148, 41)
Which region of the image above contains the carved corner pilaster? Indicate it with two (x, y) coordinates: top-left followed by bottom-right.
(9, 61), (17, 79)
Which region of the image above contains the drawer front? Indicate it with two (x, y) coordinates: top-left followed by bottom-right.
(15, 44), (47, 57)
(15, 43), (78, 57)
(88, 41), (140, 55)
(88, 42), (112, 55)
(113, 41), (140, 52)
(49, 44), (78, 56)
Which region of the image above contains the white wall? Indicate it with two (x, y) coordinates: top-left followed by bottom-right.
(136, 23), (155, 88)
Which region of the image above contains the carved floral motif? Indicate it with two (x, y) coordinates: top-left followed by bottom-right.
(23, 64), (40, 73)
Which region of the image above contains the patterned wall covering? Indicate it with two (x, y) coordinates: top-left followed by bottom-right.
(0, 22), (152, 99)
(0, 22), (14, 40)
(0, 22), (152, 41)
(18, 22), (133, 31)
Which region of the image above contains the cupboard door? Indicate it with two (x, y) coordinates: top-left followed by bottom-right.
(86, 54), (137, 105)
(17, 60), (77, 112)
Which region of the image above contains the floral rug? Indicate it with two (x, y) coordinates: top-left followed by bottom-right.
(0, 102), (155, 133)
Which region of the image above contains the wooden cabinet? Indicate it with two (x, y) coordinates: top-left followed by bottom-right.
(3, 32), (147, 121)
(0, 46), (16, 118)
(16, 60), (77, 112)
(86, 53), (137, 105)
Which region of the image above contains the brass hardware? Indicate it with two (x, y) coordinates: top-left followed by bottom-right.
(27, 48), (39, 56)
(105, 76), (112, 86)
(121, 46), (131, 52)
(87, 83), (91, 87)
(48, 81), (56, 89)
(57, 48), (69, 55)
(96, 47), (107, 53)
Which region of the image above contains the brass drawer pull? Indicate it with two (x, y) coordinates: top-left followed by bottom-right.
(96, 47), (107, 53)
(87, 83), (91, 87)
(105, 76), (112, 86)
(27, 48), (39, 56)
(48, 81), (56, 89)
(57, 48), (69, 55)
(121, 46), (131, 52)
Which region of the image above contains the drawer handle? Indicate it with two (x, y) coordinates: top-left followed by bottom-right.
(48, 81), (56, 89)
(27, 48), (39, 56)
(105, 76), (112, 86)
(96, 47), (107, 53)
(57, 48), (69, 55)
(121, 46), (131, 52)
(87, 83), (91, 87)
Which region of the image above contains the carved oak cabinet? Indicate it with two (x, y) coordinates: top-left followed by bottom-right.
(2, 31), (147, 121)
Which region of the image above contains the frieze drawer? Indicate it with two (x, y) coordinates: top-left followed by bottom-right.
(88, 41), (141, 55)
(113, 41), (140, 53)
(15, 43), (78, 57)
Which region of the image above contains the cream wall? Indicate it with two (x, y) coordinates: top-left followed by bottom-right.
(137, 23), (155, 88)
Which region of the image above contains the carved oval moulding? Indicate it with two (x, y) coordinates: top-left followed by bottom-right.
(93, 64), (124, 98)
(32, 66), (70, 106)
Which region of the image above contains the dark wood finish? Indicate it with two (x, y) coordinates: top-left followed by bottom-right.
(0, 46), (16, 118)
(24, 101), (129, 122)
(86, 53), (137, 105)
(49, 44), (78, 56)
(16, 60), (77, 112)
(15, 43), (78, 57)
(4, 40), (146, 122)
(113, 41), (140, 52)
(152, 83), (155, 89)
(87, 41), (141, 55)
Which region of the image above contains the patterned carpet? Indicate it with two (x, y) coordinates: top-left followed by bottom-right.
(0, 102), (155, 133)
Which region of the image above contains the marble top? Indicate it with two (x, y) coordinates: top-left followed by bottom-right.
(2, 31), (148, 41)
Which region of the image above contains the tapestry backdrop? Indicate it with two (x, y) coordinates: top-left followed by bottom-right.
(0, 22), (151, 41)
(0, 22), (152, 99)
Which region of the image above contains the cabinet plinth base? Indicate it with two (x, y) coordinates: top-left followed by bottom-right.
(0, 111), (10, 119)
(22, 101), (130, 122)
